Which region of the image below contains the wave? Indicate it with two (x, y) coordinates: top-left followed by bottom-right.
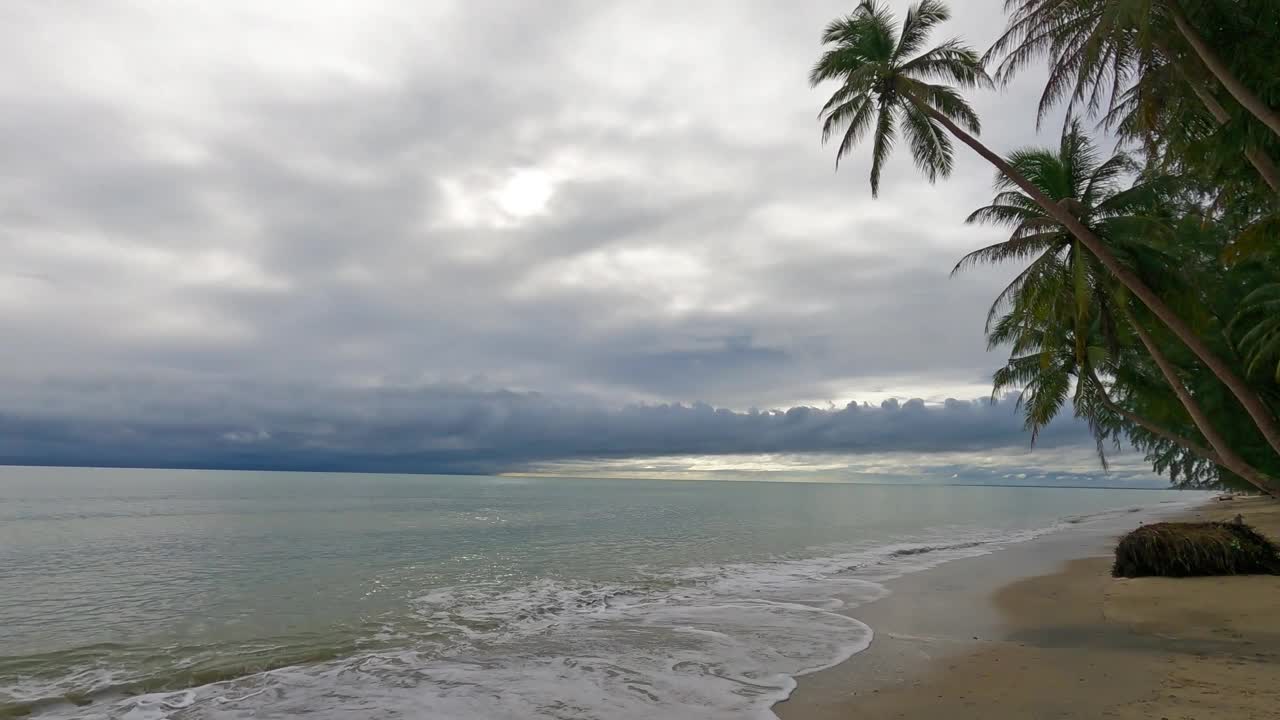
(3, 501), (1190, 720)
(885, 540), (987, 558)
(0, 635), (371, 719)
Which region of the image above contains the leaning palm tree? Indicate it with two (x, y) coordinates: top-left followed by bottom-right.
(953, 124), (1279, 494)
(987, 0), (1280, 139)
(811, 0), (1280, 460)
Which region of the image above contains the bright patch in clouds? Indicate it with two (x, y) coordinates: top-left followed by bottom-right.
(494, 169), (555, 218)
(437, 168), (558, 230)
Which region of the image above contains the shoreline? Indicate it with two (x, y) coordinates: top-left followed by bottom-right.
(777, 495), (1280, 720)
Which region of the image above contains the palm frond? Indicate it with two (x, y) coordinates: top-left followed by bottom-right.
(1231, 283), (1280, 382)
(901, 38), (989, 87)
(900, 100), (955, 183)
(896, 0), (951, 61)
(952, 232), (1064, 276)
(906, 81), (983, 133)
(963, 203), (1040, 228)
(868, 101), (898, 197)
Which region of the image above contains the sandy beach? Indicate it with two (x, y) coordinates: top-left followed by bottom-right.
(778, 496), (1280, 720)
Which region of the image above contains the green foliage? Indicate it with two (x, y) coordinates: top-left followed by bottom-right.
(811, 0), (1280, 492)
(1116, 213), (1280, 491)
(953, 123), (1167, 455)
(988, 0), (1168, 126)
(976, 0), (1280, 491)
(1232, 283), (1280, 382)
(1224, 214), (1280, 266)
(1112, 521), (1280, 577)
(810, 0), (991, 195)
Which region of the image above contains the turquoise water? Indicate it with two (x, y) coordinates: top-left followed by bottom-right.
(0, 466), (1194, 719)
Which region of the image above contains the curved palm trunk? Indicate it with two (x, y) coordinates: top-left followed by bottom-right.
(912, 95), (1280, 462)
(1182, 66), (1280, 193)
(1085, 368), (1222, 466)
(1167, 2), (1280, 140)
(1124, 309), (1280, 495)
(1244, 148), (1280, 196)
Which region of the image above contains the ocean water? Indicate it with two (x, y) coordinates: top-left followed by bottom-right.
(0, 466), (1196, 719)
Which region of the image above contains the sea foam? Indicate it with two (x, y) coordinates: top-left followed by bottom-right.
(20, 503), (1186, 720)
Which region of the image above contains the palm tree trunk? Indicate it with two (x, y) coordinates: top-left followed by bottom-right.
(1123, 308), (1280, 495)
(912, 95), (1280, 462)
(1085, 368), (1221, 466)
(1244, 148), (1280, 195)
(1177, 58), (1280, 193)
(1167, 1), (1280, 139)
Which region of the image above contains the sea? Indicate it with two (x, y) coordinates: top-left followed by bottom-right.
(0, 466), (1199, 719)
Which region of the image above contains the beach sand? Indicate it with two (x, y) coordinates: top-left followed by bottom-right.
(778, 496), (1280, 720)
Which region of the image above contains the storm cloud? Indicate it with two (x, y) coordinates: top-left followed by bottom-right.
(0, 379), (1106, 476)
(0, 1), (1143, 480)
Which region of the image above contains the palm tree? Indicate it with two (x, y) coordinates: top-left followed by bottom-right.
(987, 0), (1280, 139)
(953, 124), (1278, 493)
(953, 124), (1138, 360)
(811, 0), (1280, 461)
(808, 0), (991, 196)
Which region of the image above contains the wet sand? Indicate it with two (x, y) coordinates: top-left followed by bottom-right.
(777, 496), (1280, 720)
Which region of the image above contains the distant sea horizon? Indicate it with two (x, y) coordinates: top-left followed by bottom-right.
(0, 459), (1172, 491)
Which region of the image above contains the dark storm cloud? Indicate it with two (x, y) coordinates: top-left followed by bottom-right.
(0, 378), (1100, 475)
(0, 0), (1124, 476)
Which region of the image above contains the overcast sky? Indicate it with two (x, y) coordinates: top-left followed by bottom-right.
(0, 1), (1162, 483)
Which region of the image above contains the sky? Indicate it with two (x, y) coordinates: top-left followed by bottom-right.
(0, 1), (1165, 484)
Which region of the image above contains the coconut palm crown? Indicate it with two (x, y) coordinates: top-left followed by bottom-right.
(809, 0), (993, 196)
(955, 123), (1169, 442)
